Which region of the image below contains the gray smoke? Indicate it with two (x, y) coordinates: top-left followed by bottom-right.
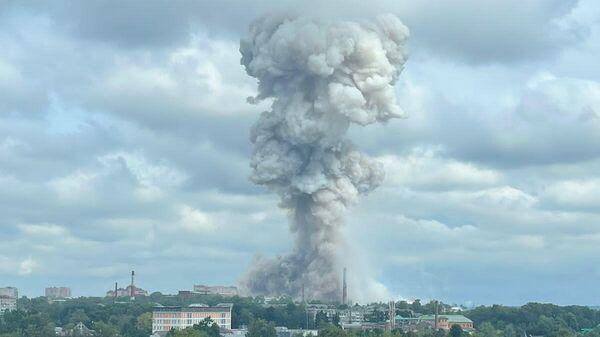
(240, 14), (409, 301)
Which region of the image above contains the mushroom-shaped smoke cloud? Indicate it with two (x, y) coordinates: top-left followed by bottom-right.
(240, 14), (409, 301)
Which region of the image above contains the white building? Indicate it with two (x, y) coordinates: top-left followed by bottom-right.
(193, 285), (238, 296)
(0, 287), (17, 315)
(0, 295), (17, 315)
(275, 327), (318, 337)
(152, 303), (233, 333)
(338, 308), (365, 324)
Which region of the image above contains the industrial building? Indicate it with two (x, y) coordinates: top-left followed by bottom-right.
(106, 285), (148, 298)
(395, 314), (474, 332)
(193, 285), (238, 296)
(45, 287), (72, 299)
(106, 271), (148, 299)
(152, 303), (233, 333)
(420, 314), (474, 330)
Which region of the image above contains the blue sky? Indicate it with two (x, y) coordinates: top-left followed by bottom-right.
(1, 0), (600, 306)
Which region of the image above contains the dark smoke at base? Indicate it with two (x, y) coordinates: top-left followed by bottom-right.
(239, 14), (409, 301)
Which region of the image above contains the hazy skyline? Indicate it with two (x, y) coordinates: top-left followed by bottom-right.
(1, 0), (600, 306)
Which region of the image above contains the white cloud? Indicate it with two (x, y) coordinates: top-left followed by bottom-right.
(48, 171), (98, 202)
(18, 257), (37, 275)
(18, 223), (68, 237)
(177, 205), (217, 233)
(1, 0), (600, 304)
(84, 35), (265, 127)
(380, 148), (502, 191)
(542, 178), (600, 211)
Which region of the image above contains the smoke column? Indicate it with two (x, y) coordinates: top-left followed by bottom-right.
(240, 14), (409, 300)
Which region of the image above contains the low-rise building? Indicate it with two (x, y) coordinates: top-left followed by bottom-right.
(395, 316), (430, 332)
(419, 314), (474, 331)
(275, 327), (318, 337)
(338, 307), (366, 324)
(222, 329), (247, 337)
(396, 314), (474, 332)
(193, 285), (238, 296)
(306, 303), (338, 319)
(56, 322), (94, 336)
(152, 303), (233, 333)
(46, 287), (72, 299)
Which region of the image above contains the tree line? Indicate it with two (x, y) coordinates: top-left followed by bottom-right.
(1, 293), (599, 337)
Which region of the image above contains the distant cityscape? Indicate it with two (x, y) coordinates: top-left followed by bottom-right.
(0, 265), (479, 337)
(2, 270), (599, 337)
(1, 269), (477, 337)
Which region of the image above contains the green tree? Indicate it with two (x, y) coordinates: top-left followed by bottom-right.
(315, 311), (330, 328)
(94, 321), (120, 337)
(503, 324), (518, 337)
(169, 327), (205, 337)
(332, 313), (341, 327)
(318, 324), (347, 337)
(20, 313), (55, 337)
(478, 322), (499, 337)
(68, 308), (90, 325)
(367, 308), (387, 323)
(246, 319), (276, 337)
(192, 318), (220, 337)
(411, 300), (422, 313)
(136, 312), (153, 334)
(449, 324), (463, 337)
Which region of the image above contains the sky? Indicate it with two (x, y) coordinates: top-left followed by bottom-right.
(1, 0), (600, 306)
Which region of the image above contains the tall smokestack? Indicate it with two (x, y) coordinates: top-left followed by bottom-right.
(240, 14), (409, 300)
(342, 268), (347, 305)
(130, 271), (136, 301)
(114, 282), (118, 303)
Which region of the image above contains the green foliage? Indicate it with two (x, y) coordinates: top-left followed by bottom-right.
(366, 308), (388, 323)
(477, 322), (500, 337)
(1, 294), (599, 337)
(449, 324), (463, 337)
(246, 318), (276, 337)
(192, 318), (220, 337)
(466, 302), (600, 336)
(136, 312), (152, 333)
(94, 321), (121, 337)
(318, 324), (348, 337)
(168, 327), (207, 337)
(315, 311), (330, 328)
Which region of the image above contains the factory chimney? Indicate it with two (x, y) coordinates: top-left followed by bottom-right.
(114, 282), (118, 303)
(342, 267), (347, 305)
(130, 270), (136, 301)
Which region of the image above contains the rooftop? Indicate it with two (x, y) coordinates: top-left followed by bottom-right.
(154, 303), (233, 312)
(419, 315), (473, 323)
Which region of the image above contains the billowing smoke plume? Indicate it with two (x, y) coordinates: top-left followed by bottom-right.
(240, 14), (409, 300)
